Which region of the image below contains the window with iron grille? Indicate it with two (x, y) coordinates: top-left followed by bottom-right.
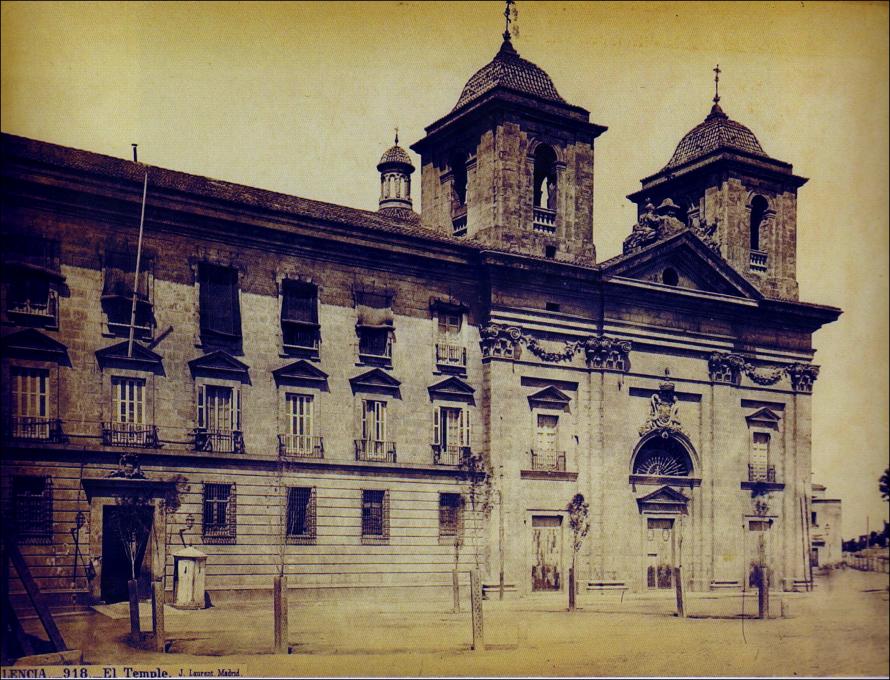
(198, 263), (241, 348)
(281, 280), (319, 350)
(202, 483), (236, 544)
(102, 249), (154, 338)
(438, 493), (464, 539)
(12, 476), (53, 544)
(286, 487), (317, 544)
(361, 489), (389, 543)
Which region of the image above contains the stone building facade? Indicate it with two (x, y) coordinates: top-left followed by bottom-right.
(810, 483), (843, 567)
(1, 32), (840, 607)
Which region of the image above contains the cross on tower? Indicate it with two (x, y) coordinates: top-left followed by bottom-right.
(713, 64), (721, 104)
(504, 0), (515, 41)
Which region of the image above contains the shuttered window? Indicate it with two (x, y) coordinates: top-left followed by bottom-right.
(281, 280), (319, 349)
(198, 263), (241, 343)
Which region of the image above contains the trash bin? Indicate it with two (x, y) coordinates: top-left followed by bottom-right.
(172, 546), (207, 609)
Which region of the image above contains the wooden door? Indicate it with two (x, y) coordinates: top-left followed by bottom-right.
(646, 518), (674, 589)
(531, 516), (562, 591)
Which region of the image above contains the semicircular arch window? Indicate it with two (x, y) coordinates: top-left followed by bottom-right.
(633, 436), (692, 476)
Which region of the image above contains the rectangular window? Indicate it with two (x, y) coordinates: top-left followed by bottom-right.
(361, 489), (389, 542)
(433, 406), (470, 465)
(202, 483), (236, 543)
(439, 493), (464, 539)
(11, 367), (49, 439)
(356, 291), (393, 360)
(282, 394), (320, 457)
(112, 377), (145, 425)
(536, 414), (559, 452)
(750, 432), (770, 481)
(361, 400), (387, 442)
(12, 476), (53, 544)
(281, 280), (319, 350)
(437, 312), (462, 339)
(102, 250), (153, 337)
(435, 311), (466, 367)
(286, 487), (317, 543)
(198, 263), (241, 346)
(196, 385), (242, 452)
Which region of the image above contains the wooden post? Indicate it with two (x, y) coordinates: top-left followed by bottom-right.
(273, 575), (288, 654)
(151, 581), (165, 652)
(568, 566), (576, 611)
(128, 579), (141, 639)
(673, 566), (686, 618)
(758, 534), (768, 619)
(470, 569), (484, 651)
(452, 569), (461, 613)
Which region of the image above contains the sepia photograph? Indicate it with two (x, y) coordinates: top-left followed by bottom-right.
(1, 1), (888, 677)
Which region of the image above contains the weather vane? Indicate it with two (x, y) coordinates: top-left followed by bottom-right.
(504, 0), (516, 41)
(394, 126), (399, 145)
(713, 64), (721, 104)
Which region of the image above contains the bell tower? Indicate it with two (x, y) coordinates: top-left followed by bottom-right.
(626, 68), (808, 300)
(410, 26), (607, 263)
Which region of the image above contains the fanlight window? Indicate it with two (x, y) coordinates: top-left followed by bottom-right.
(633, 437), (692, 477)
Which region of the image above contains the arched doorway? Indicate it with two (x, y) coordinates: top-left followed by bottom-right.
(630, 433), (698, 590)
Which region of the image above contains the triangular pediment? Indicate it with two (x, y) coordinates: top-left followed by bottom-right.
(527, 385), (572, 408)
(600, 232), (763, 300)
(428, 376), (475, 401)
(745, 407), (782, 426)
(636, 485), (690, 514)
(349, 367), (401, 393)
(1, 328), (68, 363)
(272, 359), (328, 385)
(188, 350), (250, 382)
(96, 340), (163, 373)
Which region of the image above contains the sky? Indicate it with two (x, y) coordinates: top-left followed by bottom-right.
(2, 1), (887, 537)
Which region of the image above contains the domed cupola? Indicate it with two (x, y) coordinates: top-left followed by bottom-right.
(626, 66), (810, 301)
(451, 35), (567, 113)
(664, 102), (769, 171)
(377, 131), (415, 213)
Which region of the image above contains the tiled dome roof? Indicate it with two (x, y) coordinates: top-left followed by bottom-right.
(452, 38), (566, 112)
(377, 144), (413, 169)
(665, 103), (768, 169)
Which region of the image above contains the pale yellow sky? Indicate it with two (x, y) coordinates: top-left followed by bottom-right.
(2, 1), (887, 537)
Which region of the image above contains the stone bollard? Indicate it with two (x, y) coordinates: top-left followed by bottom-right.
(151, 581), (166, 652)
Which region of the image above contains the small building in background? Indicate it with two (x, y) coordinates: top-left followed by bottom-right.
(811, 483), (843, 566)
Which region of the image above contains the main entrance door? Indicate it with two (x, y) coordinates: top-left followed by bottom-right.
(531, 515), (562, 591)
(100, 505), (153, 603)
(646, 517), (674, 589)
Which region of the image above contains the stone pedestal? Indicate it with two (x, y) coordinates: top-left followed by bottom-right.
(172, 547), (207, 610)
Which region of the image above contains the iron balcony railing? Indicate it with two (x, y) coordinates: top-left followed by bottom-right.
(435, 342), (467, 367)
(452, 214), (468, 237)
(750, 249), (768, 272)
(532, 207), (557, 234)
(8, 417), (66, 443)
(354, 439), (397, 463)
(432, 444), (472, 466)
(194, 428), (245, 454)
(748, 464), (776, 483)
(278, 434), (324, 459)
(101, 422), (160, 448)
(282, 323), (319, 350)
(530, 449), (567, 472)
(7, 291), (58, 320)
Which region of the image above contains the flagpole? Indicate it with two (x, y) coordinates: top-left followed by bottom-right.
(127, 169), (149, 358)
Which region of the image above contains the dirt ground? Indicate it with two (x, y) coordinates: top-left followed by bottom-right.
(9, 568), (889, 677)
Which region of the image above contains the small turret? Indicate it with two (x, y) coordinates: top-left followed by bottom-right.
(377, 131), (415, 214)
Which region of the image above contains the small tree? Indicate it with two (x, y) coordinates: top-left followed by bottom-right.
(566, 493), (590, 611)
(880, 467), (889, 502)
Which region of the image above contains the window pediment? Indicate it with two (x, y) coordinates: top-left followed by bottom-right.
(745, 407), (782, 428)
(527, 385), (571, 410)
(188, 350), (250, 383)
(95, 340), (163, 373)
(428, 376), (475, 402)
(350, 368), (401, 395)
(272, 359), (329, 387)
(1, 329), (68, 363)
(636, 485), (690, 514)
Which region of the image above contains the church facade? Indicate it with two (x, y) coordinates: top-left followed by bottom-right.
(0, 29), (840, 608)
